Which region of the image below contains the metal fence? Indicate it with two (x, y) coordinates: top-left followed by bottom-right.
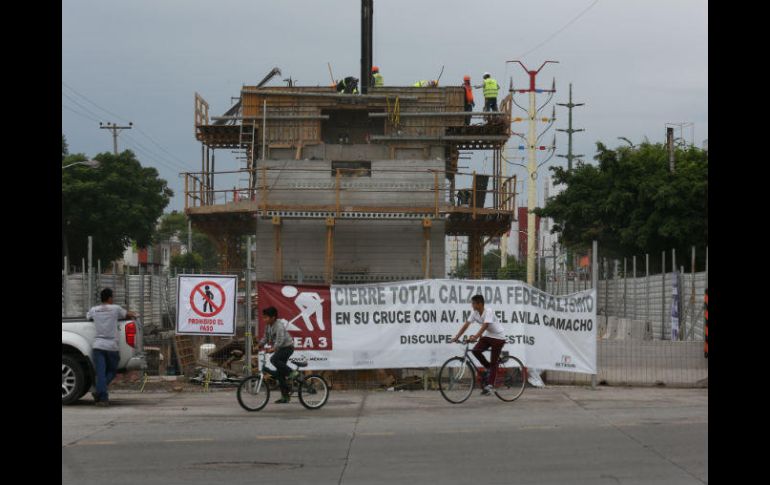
(61, 242), (708, 388)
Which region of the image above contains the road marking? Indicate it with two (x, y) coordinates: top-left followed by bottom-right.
(164, 438), (215, 443)
(255, 435), (307, 441)
(74, 441), (116, 446)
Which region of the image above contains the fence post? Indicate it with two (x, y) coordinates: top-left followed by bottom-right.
(679, 265), (685, 341)
(245, 236), (253, 376)
(623, 257), (628, 318)
(632, 256), (637, 321)
(82, 258), (86, 315)
(63, 257), (69, 317)
(139, 265), (145, 324)
(661, 251), (666, 340)
(645, 254), (650, 333)
(690, 246), (696, 340)
(87, 236), (93, 309)
(591, 240), (598, 389)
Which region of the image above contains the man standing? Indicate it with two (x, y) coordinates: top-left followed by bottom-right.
(451, 294), (506, 395)
(462, 75), (475, 125)
(257, 307), (298, 403)
(477, 72), (500, 112)
(87, 288), (137, 406)
(371, 66), (384, 87)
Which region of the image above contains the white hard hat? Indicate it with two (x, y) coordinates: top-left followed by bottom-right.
(483, 72), (491, 77)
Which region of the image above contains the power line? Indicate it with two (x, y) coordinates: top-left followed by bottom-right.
(62, 91), (106, 122)
(120, 136), (186, 174)
(63, 81), (189, 167)
(62, 81), (129, 122)
(124, 135), (188, 173)
(517, 0), (600, 59)
(122, 132), (187, 172)
(62, 104), (101, 123)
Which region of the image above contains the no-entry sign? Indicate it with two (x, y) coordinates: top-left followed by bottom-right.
(177, 275), (238, 336)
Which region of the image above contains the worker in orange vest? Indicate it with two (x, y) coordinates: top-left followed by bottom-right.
(463, 75), (475, 125)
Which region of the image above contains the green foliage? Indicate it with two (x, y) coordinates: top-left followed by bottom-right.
(535, 141), (707, 262)
(155, 212), (220, 270)
(170, 252), (203, 272)
(62, 150), (173, 265)
(453, 252), (526, 280)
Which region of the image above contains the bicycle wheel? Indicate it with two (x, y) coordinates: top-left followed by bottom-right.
(298, 374), (330, 410)
(438, 357), (475, 404)
(237, 375), (271, 411)
(493, 355), (526, 402)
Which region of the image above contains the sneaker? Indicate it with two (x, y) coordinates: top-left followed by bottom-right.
(480, 370), (490, 386)
(95, 400), (110, 407)
(480, 384), (493, 396)
(274, 395), (290, 404)
(91, 392), (100, 402)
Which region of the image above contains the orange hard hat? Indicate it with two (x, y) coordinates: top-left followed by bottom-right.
(372, 66), (379, 72)
(463, 75), (471, 81)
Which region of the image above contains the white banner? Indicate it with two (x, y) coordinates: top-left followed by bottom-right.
(268, 279), (596, 374)
(176, 275), (237, 336)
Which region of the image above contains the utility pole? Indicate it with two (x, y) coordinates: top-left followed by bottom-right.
(556, 83), (584, 271)
(556, 83), (585, 171)
(507, 60), (558, 286)
(666, 127), (675, 173)
(99, 121), (133, 155)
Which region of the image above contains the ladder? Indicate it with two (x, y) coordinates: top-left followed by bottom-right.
(239, 115), (257, 199)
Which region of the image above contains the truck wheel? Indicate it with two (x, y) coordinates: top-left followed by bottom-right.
(62, 354), (85, 405)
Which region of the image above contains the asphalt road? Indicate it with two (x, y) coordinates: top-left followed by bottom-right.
(62, 386), (707, 485)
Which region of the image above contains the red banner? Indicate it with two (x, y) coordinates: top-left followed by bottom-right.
(257, 282), (333, 351)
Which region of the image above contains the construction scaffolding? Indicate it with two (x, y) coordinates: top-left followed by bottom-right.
(188, 84), (516, 278)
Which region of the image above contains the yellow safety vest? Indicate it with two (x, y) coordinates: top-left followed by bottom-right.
(373, 73), (384, 87)
(413, 80), (429, 87)
(483, 78), (499, 99)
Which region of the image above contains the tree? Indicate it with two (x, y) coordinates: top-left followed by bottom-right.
(453, 252), (527, 280)
(535, 141), (707, 270)
(62, 150), (173, 266)
(170, 252), (203, 272)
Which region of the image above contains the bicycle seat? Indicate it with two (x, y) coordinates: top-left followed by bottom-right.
(291, 360), (308, 368)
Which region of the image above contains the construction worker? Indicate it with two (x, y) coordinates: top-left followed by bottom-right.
(476, 72), (499, 111)
(372, 66), (384, 87)
(462, 75), (475, 125)
(413, 80), (438, 87)
(336, 76), (359, 94)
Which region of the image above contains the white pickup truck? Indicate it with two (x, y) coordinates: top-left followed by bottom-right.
(61, 316), (146, 405)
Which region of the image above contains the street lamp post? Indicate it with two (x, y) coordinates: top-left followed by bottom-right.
(62, 159), (100, 170)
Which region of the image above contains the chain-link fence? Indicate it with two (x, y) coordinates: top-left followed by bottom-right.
(62, 242), (708, 388)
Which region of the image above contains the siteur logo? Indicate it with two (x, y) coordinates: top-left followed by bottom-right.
(555, 354), (576, 369)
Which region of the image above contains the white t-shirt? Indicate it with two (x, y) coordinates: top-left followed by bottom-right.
(87, 304), (127, 351)
(469, 308), (506, 341)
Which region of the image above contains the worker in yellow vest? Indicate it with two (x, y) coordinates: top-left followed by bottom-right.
(413, 80), (438, 87)
(476, 72), (499, 111)
(372, 66), (384, 87)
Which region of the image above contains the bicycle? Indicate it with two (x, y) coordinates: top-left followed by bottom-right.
(236, 351), (330, 411)
(438, 340), (527, 404)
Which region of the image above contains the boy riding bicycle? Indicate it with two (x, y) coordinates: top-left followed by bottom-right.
(450, 294), (506, 395)
(257, 307), (299, 403)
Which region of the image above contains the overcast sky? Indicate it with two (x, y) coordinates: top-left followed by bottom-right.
(62, 0), (707, 212)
